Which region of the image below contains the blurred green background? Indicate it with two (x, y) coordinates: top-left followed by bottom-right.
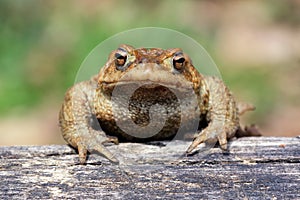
(0, 0), (299, 145)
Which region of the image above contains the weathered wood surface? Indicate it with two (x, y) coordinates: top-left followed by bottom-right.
(0, 137), (299, 199)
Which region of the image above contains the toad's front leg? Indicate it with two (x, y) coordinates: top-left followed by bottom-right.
(59, 81), (119, 164)
(187, 76), (240, 153)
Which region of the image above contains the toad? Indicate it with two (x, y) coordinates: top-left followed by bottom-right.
(59, 44), (259, 164)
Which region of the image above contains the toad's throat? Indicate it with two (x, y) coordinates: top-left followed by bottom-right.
(101, 85), (185, 142)
(111, 84), (183, 108)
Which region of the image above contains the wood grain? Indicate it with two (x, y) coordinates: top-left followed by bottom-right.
(0, 137), (299, 199)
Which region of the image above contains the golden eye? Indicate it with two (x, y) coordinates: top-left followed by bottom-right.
(172, 52), (185, 71)
(115, 48), (128, 70)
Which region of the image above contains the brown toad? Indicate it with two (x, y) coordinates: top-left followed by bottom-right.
(59, 44), (258, 164)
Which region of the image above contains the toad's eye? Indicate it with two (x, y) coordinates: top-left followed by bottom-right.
(115, 48), (128, 70)
(172, 52), (185, 71)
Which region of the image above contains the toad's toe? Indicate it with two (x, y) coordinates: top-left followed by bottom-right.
(78, 143), (88, 164)
(75, 129), (119, 164)
(89, 144), (119, 164)
(217, 131), (228, 151)
(186, 128), (228, 154)
(186, 131), (208, 153)
(86, 131), (119, 163)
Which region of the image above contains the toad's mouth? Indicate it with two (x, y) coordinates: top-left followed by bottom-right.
(102, 80), (193, 92)
(101, 63), (195, 92)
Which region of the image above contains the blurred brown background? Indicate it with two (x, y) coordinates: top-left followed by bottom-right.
(0, 0), (299, 146)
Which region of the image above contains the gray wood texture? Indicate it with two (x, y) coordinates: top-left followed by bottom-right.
(0, 137), (299, 199)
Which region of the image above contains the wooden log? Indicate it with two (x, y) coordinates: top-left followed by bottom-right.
(0, 137), (299, 199)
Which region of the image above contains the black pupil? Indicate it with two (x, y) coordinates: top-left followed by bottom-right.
(115, 53), (126, 60)
(175, 57), (185, 63)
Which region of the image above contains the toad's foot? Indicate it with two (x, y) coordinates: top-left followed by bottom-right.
(59, 81), (119, 164)
(186, 124), (233, 153)
(73, 128), (119, 164)
(186, 76), (240, 154)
